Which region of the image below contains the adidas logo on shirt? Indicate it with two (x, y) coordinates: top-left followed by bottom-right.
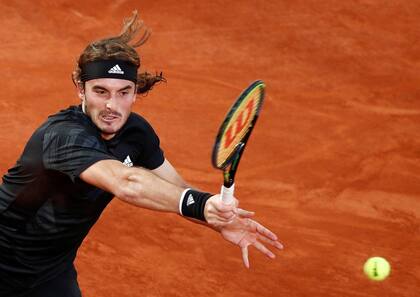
(186, 194), (195, 206)
(123, 155), (133, 167)
(108, 64), (124, 74)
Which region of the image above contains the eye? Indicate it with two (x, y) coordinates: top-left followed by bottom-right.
(95, 89), (106, 95)
(119, 91), (133, 98)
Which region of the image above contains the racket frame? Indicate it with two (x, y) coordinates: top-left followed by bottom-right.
(211, 80), (265, 203)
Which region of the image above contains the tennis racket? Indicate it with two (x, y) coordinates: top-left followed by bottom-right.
(211, 80), (265, 204)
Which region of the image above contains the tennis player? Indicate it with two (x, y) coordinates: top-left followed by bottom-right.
(0, 11), (283, 297)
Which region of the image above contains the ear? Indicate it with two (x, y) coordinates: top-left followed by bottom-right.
(133, 85), (138, 103)
(76, 82), (85, 101)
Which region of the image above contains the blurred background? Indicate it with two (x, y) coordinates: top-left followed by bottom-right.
(0, 1), (419, 296)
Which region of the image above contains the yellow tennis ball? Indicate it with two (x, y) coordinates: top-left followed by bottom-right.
(363, 257), (391, 281)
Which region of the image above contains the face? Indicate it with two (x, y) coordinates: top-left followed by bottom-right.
(79, 78), (137, 140)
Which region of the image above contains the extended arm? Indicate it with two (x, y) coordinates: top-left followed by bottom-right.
(79, 159), (235, 226)
(79, 159), (283, 267)
(80, 159), (183, 212)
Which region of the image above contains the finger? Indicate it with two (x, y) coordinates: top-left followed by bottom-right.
(241, 246), (250, 269)
(218, 210), (236, 220)
(208, 208), (236, 220)
(252, 241), (276, 259)
(231, 197), (239, 208)
(254, 221), (278, 241)
(213, 202), (236, 213)
(208, 201), (236, 218)
(206, 201), (236, 220)
(274, 241), (284, 250)
(257, 233), (284, 250)
(236, 208), (255, 218)
(207, 215), (233, 225)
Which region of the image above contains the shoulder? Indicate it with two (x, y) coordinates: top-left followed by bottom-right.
(127, 112), (154, 128)
(43, 105), (103, 148)
(123, 112), (159, 136)
(45, 105), (96, 133)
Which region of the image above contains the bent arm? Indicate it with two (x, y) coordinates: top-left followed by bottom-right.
(80, 159), (184, 213)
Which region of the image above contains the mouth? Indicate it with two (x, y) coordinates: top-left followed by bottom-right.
(100, 113), (120, 123)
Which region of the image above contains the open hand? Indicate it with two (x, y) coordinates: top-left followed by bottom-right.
(220, 210), (283, 268)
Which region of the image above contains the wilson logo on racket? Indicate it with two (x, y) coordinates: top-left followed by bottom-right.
(223, 99), (255, 149)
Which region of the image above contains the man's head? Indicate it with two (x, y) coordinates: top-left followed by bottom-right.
(81, 78), (136, 139)
(72, 11), (165, 139)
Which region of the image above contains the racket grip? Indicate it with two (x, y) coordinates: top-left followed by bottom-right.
(221, 184), (235, 204)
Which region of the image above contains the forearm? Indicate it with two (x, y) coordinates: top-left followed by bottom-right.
(151, 159), (191, 188)
(116, 166), (185, 213)
(80, 159), (234, 224)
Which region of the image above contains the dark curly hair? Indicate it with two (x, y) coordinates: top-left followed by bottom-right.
(72, 10), (165, 94)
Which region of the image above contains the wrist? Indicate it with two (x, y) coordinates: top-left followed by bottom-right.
(179, 188), (213, 222)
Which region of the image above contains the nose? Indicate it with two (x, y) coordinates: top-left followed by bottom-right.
(105, 96), (116, 110)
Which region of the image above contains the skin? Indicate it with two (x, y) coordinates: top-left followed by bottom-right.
(78, 78), (283, 267)
(79, 78), (137, 140)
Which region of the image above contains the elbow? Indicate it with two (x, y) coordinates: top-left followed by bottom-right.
(112, 169), (146, 205)
(113, 181), (141, 205)
(113, 185), (134, 203)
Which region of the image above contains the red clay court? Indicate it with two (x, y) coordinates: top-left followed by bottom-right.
(0, 1), (419, 296)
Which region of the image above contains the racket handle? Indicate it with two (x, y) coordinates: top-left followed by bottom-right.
(221, 184), (235, 204)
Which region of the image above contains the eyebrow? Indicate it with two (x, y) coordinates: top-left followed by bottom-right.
(118, 85), (134, 92)
(91, 85), (133, 92)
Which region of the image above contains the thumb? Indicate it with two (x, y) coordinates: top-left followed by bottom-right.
(236, 208), (255, 218)
(214, 200), (236, 212)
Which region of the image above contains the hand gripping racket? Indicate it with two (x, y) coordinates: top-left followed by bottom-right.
(211, 80), (265, 204)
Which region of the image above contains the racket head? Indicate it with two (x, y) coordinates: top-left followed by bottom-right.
(212, 80), (265, 170)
